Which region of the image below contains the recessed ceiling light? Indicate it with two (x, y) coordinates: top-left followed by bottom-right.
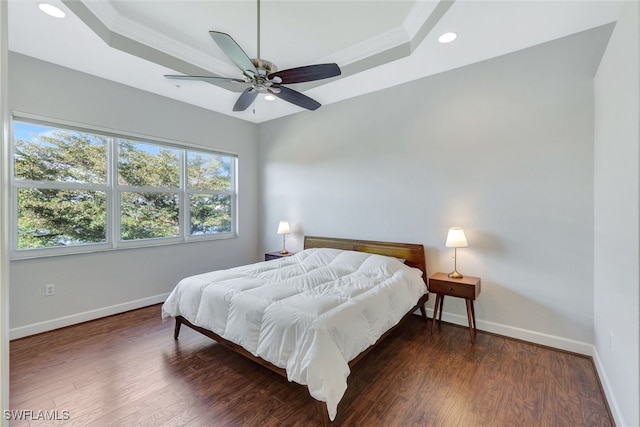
(38, 3), (66, 18)
(438, 32), (457, 44)
(264, 94), (276, 101)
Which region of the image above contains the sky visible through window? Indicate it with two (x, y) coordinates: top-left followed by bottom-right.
(14, 121), (164, 155)
(13, 122), (51, 141)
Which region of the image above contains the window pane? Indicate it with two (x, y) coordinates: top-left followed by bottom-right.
(187, 151), (232, 191)
(17, 188), (107, 249)
(189, 194), (232, 235)
(120, 191), (179, 240)
(118, 140), (179, 187)
(13, 122), (107, 184)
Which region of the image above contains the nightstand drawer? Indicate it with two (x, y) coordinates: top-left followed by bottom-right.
(429, 275), (481, 300)
(429, 279), (474, 298)
(265, 251), (295, 261)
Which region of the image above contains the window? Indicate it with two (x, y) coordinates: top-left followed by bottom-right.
(11, 116), (237, 258)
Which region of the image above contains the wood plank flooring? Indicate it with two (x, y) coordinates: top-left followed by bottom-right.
(10, 304), (613, 426)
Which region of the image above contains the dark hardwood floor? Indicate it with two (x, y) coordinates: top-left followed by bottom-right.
(10, 304), (613, 426)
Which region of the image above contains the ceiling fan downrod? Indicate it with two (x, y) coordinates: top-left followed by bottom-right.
(257, 0), (261, 61)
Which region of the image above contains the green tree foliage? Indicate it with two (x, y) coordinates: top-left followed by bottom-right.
(14, 124), (234, 250)
(15, 130), (107, 184)
(118, 141), (180, 240)
(14, 130), (108, 248)
(17, 188), (107, 248)
(118, 140), (179, 187)
(188, 151), (231, 190)
(187, 152), (232, 235)
(120, 191), (180, 240)
(189, 194), (232, 234)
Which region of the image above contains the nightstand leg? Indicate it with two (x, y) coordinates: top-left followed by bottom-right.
(431, 294), (442, 332)
(465, 299), (475, 343)
(470, 299), (477, 331)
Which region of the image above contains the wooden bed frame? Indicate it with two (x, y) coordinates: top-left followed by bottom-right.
(172, 235), (429, 425)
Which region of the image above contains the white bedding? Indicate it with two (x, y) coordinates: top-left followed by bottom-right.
(161, 247), (427, 421)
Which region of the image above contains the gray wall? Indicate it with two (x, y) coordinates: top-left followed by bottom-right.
(8, 53), (260, 336)
(258, 26), (612, 353)
(594, 2), (640, 426)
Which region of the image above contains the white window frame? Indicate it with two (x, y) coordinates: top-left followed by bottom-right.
(10, 113), (237, 259)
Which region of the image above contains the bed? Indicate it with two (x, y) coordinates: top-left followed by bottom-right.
(162, 236), (429, 424)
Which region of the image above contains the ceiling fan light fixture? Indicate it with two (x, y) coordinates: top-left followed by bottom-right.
(38, 3), (66, 18)
(264, 94), (276, 101)
(438, 32), (457, 43)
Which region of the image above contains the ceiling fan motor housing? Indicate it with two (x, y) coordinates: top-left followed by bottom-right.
(249, 58), (282, 93)
(251, 58), (277, 75)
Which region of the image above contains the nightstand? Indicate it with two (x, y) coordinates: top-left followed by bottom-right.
(429, 272), (481, 343)
(265, 251), (295, 261)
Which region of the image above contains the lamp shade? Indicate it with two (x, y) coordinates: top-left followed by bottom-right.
(277, 221), (291, 235)
(445, 227), (468, 248)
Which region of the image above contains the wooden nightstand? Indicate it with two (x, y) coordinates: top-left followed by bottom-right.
(429, 272), (481, 343)
(265, 251), (295, 261)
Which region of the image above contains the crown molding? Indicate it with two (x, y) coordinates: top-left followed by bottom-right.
(404, 1), (441, 39)
(81, 0), (118, 28)
(69, 0), (450, 94)
(80, 0), (237, 77)
(79, 0), (439, 73)
(324, 25), (410, 66)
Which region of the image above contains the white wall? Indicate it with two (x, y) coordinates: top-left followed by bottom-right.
(0, 0), (9, 422)
(594, 2), (640, 426)
(258, 25), (613, 354)
(8, 53), (260, 337)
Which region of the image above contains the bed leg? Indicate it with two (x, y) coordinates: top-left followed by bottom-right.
(419, 304), (428, 322)
(174, 318), (182, 340)
(315, 400), (330, 426)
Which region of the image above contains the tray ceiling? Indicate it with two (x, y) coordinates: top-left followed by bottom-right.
(8, 0), (623, 123)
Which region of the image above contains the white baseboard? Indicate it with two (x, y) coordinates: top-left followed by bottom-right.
(592, 347), (626, 427)
(9, 293), (169, 340)
(422, 307), (593, 355)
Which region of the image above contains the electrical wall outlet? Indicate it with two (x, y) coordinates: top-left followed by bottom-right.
(609, 332), (614, 351)
(45, 283), (55, 296)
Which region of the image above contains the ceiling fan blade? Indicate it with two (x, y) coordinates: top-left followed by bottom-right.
(268, 63), (341, 84)
(271, 85), (321, 111)
(209, 31), (258, 77)
(164, 74), (246, 83)
(233, 87), (258, 111)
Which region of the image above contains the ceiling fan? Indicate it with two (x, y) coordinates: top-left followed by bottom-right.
(164, 0), (341, 112)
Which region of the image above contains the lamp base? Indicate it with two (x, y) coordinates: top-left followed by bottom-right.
(448, 270), (463, 279)
(280, 249), (289, 254)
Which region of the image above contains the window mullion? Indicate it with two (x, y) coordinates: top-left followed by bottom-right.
(232, 157), (237, 234)
(110, 137), (119, 247)
(13, 181), (109, 191)
(181, 148), (188, 241)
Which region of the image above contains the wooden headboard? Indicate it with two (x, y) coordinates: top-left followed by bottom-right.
(304, 235), (427, 283)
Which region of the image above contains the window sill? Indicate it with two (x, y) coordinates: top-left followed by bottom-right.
(10, 233), (238, 261)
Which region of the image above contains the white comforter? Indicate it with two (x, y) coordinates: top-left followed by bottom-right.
(161, 247), (427, 420)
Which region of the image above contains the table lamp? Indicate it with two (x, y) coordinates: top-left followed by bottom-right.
(445, 227), (468, 278)
(277, 221), (291, 254)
